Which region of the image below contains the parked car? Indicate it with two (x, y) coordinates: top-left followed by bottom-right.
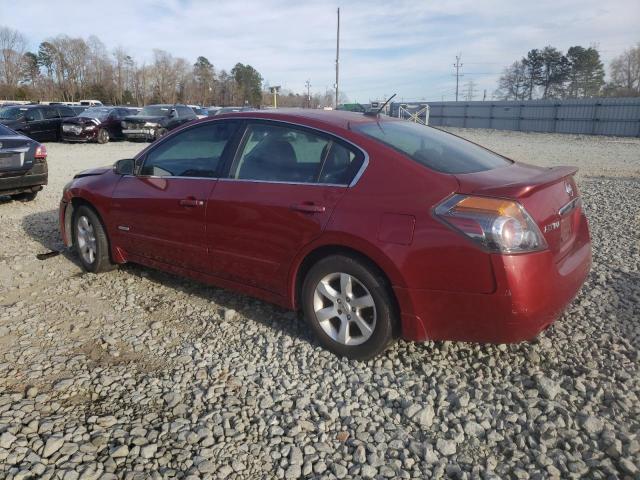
(206, 106), (221, 116)
(0, 124), (47, 201)
(62, 107), (138, 144)
(188, 105), (209, 119)
(80, 100), (103, 107)
(121, 104), (197, 141)
(59, 110), (591, 359)
(0, 104), (75, 141)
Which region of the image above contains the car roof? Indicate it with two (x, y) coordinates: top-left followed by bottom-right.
(211, 108), (396, 131)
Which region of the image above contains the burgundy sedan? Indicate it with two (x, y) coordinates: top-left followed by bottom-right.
(59, 110), (591, 359)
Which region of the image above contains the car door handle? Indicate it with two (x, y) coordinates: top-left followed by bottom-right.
(179, 198), (204, 207)
(291, 203), (326, 213)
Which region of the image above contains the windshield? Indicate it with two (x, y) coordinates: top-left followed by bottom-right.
(0, 107), (27, 120)
(139, 106), (171, 117)
(355, 120), (511, 174)
(80, 107), (112, 120)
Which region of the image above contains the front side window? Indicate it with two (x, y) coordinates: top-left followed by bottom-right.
(230, 124), (331, 183)
(139, 106), (170, 117)
(355, 120), (511, 174)
(140, 122), (238, 178)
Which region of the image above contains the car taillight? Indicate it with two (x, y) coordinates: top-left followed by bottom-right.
(435, 194), (547, 253)
(34, 145), (47, 161)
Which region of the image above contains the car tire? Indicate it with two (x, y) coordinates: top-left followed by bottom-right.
(12, 191), (38, 202)
(155, 128), (168, 140)
(97, 128), (109, 144)
(72, 205), (116, 273)
(301, 254), (396, 360)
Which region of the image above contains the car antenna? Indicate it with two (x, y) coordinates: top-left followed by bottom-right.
(364, 94), (396, 117)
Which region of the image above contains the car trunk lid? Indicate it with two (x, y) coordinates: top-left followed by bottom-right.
(0, 136), (32, 172)
(455, 163), (582, 261)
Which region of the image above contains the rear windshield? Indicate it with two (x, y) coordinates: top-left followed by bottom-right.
(0, 124), (16, 135)
(355, 120), (511, 174)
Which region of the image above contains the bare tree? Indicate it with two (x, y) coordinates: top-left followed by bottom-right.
(0, 26), (28, 90)
(608, 44), (640, 96)
(495, 61), (528, 100)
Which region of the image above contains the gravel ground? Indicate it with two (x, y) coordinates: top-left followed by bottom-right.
(0, 129), (639, 479)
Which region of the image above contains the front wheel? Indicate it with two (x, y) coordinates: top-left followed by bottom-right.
(72, 205), (116, 273)
(301, 255), (396, 360)
(97, 128), (109, 144)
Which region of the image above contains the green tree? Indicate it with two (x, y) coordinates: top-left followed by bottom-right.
(566, 46), (605, 97)
(37, 41), (56, 78)
(537, 46), (570, 98)
(21, 52), (39, 84)
(231, 63), (263, 105)
(522, 49), (544, 99)
(193, 56), (215, 105)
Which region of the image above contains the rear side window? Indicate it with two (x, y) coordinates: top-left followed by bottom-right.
(355, 121), (511, 174)
(231, 124), (330, 183)
(140, 122), (238, 178)
(57, 106), (76, 117)
(177, 106), (195, 118)
(43, 108), (59, 119)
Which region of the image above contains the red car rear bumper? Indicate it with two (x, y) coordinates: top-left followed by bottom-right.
(395, 230), (592, 344)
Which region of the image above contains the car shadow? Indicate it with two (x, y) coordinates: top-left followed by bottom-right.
(20, 209), (315, 349)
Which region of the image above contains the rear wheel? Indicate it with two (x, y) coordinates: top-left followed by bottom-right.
(12, 191), (38, 202)
(97, 128), (109, 144)
(72, 205), (116, 273)
(301, 254), (396, 360)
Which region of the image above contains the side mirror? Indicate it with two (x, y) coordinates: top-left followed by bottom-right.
(114, 158), (135, 175)
(169, 109), (177, 117)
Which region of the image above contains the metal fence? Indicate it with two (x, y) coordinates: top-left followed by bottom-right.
(388, 98), (640, 137)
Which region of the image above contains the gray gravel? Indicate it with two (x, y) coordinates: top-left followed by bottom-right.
(0, 131), (639, 479)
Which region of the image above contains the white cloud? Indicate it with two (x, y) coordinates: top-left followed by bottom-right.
(1, 0), (638, 101)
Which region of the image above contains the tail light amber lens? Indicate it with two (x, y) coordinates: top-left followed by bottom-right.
(435, 194), (547, 253)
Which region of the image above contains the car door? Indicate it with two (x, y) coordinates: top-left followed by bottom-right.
(23, 108), (47, 140)
(207, 121), (365, 296)
(109, 121), (239, 272)
(42, 107), (61, 140)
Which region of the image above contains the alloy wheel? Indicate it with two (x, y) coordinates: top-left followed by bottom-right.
(313, 272), (376, 346)
(76, 215), (97, 264)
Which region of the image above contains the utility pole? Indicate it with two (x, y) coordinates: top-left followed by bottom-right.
(453, 54), (463, 102)
(271, 86), (280, 108)
(335, 7), (340, 109)
(464, 79), (477, 101)
(305, 79), (311, 108)
(483, 89), (487, 101)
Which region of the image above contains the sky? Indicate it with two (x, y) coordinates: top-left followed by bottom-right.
(1, 0), (638, 102)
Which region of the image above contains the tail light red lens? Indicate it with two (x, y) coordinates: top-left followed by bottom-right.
(435, 194), (547, 253)
(34, 145), (47, 160)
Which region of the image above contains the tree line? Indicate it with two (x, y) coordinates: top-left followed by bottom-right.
(495, 43), (640, 100)
(0, 25), (332, 107)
